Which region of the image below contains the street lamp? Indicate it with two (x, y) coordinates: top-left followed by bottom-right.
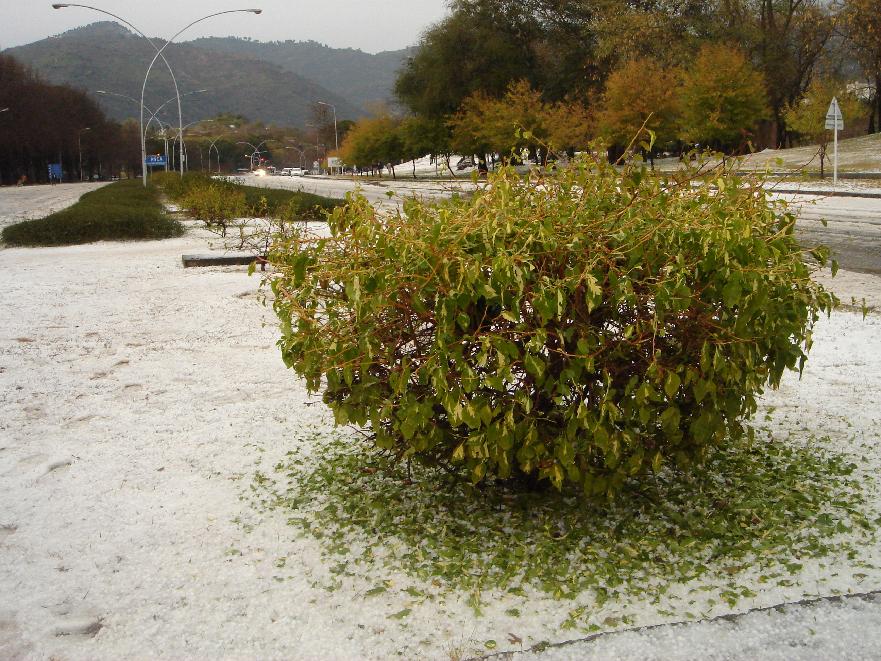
(236, 139), (273, 170)
(284, 141), (306, 169)
(208, 126), (238, 174)
(52, 4), (261, 185)
(317, 101), (338, 173)
(78, 127), (91, 182)
(96, 89), (208, 171)
(0, 107), (8, 113)
(172, 118), (220, 172)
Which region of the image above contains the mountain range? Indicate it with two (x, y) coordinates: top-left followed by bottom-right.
(4, 22), (412, 127)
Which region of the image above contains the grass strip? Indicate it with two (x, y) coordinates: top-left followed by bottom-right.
(2, 180), (184, 246)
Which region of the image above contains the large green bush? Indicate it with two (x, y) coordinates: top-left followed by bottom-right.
(270, 157), (835, 496)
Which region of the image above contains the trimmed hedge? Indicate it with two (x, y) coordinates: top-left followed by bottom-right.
(269, 155), (836, 497)
(2, 180), (183, 246)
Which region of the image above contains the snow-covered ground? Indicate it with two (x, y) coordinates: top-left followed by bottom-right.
(1, 184), (880, 660)
(0, 183), (108, 231)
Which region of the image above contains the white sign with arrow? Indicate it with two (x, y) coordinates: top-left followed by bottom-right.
(825, 97), (843, 185)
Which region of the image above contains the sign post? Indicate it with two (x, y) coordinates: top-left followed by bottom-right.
(145, 155), (167, 167)
(825, 97), (844, 185)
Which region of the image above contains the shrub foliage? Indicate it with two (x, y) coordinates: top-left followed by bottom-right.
(269, 156), (835, 496)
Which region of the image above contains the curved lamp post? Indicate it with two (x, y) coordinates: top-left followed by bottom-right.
(208, 127), (238, 174)
(52, 4), (261, 185)
(96, 89), (206, 171)
(236, 140), (273, 170)
(284, 141), (306, 169)
(171, 119), (220, 172)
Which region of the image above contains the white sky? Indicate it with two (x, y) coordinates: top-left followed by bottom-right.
(0, 0), (450, 54)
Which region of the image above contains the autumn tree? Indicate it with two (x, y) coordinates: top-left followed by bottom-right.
(338, 114), (404, 177)
(596, 57), (682, 158)
(545, 98), (595, 155)
(784, 76), (868, 177)
(679, 44), (770, 150)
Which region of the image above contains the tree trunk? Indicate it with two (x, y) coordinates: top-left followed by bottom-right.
(445, 155), (455, 178)
(875, 76), (881, 134)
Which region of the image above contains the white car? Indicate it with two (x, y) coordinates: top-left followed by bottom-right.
(281, 167), (304, 177)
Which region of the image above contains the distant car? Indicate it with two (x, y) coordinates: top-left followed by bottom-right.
(284, 167), (305, 177)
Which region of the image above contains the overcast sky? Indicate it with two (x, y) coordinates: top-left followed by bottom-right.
(0, 0), (450, 53)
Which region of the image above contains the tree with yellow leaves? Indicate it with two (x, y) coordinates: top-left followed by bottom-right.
(596, 57), (682, 160)
(679, 44), (769, 151)
(784, 76), (868, 177)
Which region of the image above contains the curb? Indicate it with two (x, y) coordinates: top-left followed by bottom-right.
(469, 589), (881, 660)
(769, 188), (881, 199)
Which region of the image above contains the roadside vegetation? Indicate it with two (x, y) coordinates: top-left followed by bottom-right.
(1, 180), (183, 246)
(153, 171), (345, 250)
(332, 1), (880, 178)
(269, 152), (837, 494)
(257, 153), (881, 634)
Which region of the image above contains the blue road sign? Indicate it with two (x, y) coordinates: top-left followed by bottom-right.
(48, 163), (62, 179)
(145, 155), (167, 166)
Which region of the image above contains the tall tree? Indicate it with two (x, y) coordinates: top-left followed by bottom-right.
(841, 0), (881, 132)
(394, 4), (539, 118)
(717, 0), (837, 143)
(679, 44), (770, 149)
(597, 57), (683, 154)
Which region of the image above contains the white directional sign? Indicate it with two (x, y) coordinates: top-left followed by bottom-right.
(825, 97), (844, 130)
(825, 97), (843, 185)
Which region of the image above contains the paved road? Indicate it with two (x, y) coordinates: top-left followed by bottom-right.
(779, 194), (881, 275)
(240, 173), (476, 207)
(243, 175), (881, 276)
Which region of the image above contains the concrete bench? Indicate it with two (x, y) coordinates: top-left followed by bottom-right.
(181, 254), (267, 270)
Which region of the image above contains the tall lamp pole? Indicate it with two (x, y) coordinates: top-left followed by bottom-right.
(52, 4), (261, 186)
(78, 127), (91, 182)
(317, 101), (338, 173)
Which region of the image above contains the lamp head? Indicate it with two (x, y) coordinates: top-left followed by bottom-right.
(248, 9), (262, 14)
(51, 4), (70, 8)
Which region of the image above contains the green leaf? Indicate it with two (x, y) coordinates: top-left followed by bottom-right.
(664, 372), (681, 399)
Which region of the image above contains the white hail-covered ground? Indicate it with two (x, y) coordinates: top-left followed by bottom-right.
(1, 183), (880, 660)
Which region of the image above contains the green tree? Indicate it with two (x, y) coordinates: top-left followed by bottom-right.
(679, 44), (769, 150)
(784, 76), (868, 177)
(394, 6), (537, 119)
(398, 116), (451, 178)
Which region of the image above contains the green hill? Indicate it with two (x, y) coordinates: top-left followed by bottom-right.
(4, 22), (366, 127)
(188, 36), (414, 110)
